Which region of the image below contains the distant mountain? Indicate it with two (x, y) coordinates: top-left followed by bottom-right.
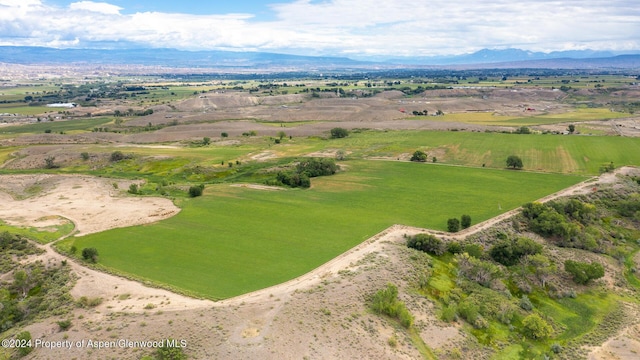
(0, 46), (367, 69)
(387, 48), (640, 66)
(1, 46), (639, 70)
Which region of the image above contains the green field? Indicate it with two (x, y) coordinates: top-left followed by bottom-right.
(318, 130), (640, 174)
(0, 104), (56, 115)
(70, 160), (584, 299)
(0, 117), (113, 135)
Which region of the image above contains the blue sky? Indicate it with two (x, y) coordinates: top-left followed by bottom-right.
(45, 0), (276, 18)
(1, 0), (639, 58)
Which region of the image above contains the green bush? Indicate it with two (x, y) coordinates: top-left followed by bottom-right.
(370, 283), (414, 329)
(490, 237), (542, 266)
(188, 184), (205, 197)
(440, 304), (457, 322)
(447, 218), (460, 232)
(57, 319), (72, 331)
(464, 243), (484, 258)
(460, 214), (471, 229)
(156, 339), (187, 360)
(110, 151), (126, 162)
(410, 150), (427, 162)
(128, 183), (138, 194)
(407, 234), (445, 256)
(522, 313), (553, 339)
(16, 331), (33, 357)
(519, 295), (534, 311)
(81, 247), (99, 263)
(564, 260), (605, 285)
(330, 127), (349, 138)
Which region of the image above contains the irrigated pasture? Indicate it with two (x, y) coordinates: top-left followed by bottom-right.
(70, 160), (584, 299)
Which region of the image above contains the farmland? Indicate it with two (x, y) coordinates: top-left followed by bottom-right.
(1, 70), (640, 360)
(69, 161), (584, 299)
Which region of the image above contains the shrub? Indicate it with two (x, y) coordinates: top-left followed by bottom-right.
(16, 331), (33, 356)
(519, 294), (534, 311)
(370, 283), (414, 329)
(464, 243), (484, 258)
(221, 132), (229, 138)
(522, 313), (553, 339)
(440, 304), (457, 322)
(128, 183), (138, 194)
(44, 156), (57, 169)
(110, 151), (125, 162)
(446, 241), (463, 254)
(188, 184), (205, 197)
(407, 234), (445, 256)
(455, 253), (501, 287)
(447, 218), (460, 232)
(157, 339), (187, 360)
(57, 319), (72, 331)
(460, 214), (471, 229)
(80, 152), (90, 160)
(81, 247), (99, 263)
(410, 150), (427, 162)
(490, 237), (542, 266)
(330, 127), (349, 138)
(564, 260), (605, 285)
(296, 158), (338, 177)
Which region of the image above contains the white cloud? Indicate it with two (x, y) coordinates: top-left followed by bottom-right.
(0, 0), (638, 57)
(69, 1), (122, 15)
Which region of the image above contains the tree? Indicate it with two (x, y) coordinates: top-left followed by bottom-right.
(336, 149), (346, 160)
(410, 150), (427, 162)
(221, 132), (229, 138)
(522, 314), (553, 339)
(277, 131), (286, 140)
(80, 152), (90, 160)
(567, 124), (575, 134)
(447, 218), (460, 232)
(506, 155), (523, 169)
(330, 127), (349, 138)
(81, 248), (99, 263)
(202, 137), (211, 145)
(461, 214), (471, 229)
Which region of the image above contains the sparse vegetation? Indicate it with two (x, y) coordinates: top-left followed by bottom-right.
(370, 283), (413, 329)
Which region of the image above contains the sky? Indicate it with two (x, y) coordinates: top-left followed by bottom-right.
(0, 0), (639, 58)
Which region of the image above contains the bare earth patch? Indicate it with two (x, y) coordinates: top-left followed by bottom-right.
(0, 174), (179, 236)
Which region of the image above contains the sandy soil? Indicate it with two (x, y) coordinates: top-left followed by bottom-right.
(0, 174), (179, 236)
(3, 167), (638, 359)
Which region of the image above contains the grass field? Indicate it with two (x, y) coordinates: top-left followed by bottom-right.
(0, 218), (74, 244)
(323, 130), (640, 174)
(426, 108), (628, 126)
(69, 160), (584, 299)
(0, 104), (57, 115)
(0, 117), (113, 135)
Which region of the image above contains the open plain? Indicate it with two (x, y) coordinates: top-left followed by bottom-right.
(1, 72), (640, 359)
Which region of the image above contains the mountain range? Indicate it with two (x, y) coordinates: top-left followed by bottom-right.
(1, 46), (639, 71)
